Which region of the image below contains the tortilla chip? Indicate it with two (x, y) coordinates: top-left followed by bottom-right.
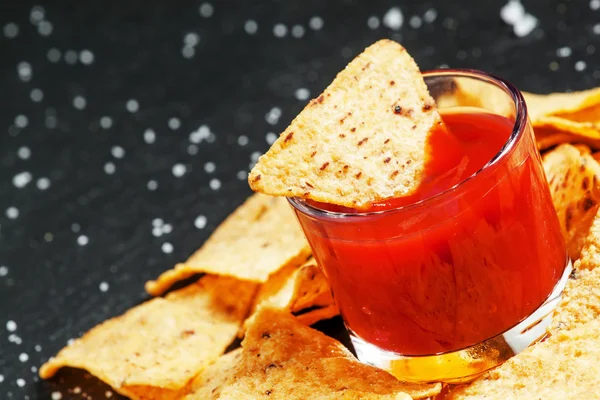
(574, 143), (592, 155)
(436, 78), (515, 118)
(533, 115), (600, 139)
(145, 193), (311, 295)
(295, 304), (340, 326)
(40, 276), (257, 400)
(549, 267), (600, 336)
(535, 127), (600, 151)
(524, 88), (600, 122)
(542, 144), (600, 260)
(446, 319), (600, 399)
(249, 39), (444, 209)
(252, 258), (334, 314)
(574, 206), (600, 272)
(185, 308), (441, 399)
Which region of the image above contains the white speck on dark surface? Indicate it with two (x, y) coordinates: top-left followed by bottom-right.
(3, 22), (19, 38)
(189, 125), (210, 143)
(209, 178), (221, 190)
(594, 23), (600, 35)
(73, 95), (87, 110)
(273, 23), (288, 38)
(194, 215), (207, 229)
(71, 223), (80, 233)
(6, 207), (19, 219)
(161, 223), (172, 234)
(309, 16), (324, 31)
(104, 161), (116, 175)
(557, 46), (572, 58)
(294, 87), (310, 100)
(77, 235), (89, 246)
(111, 145), (125, 159)
(152, 218), (163, 227)
(244, 20), (258, 35)
(67, 338), (74, 345)
(79, 49), (95, 64)
(15, 114), (28, 128)
(237, 135), (249, 146)
(37, 177), (51, 190)
(105, 391), (113, 398)
(16, 141), (33, 159)
(513, 13), (537, 37)
(30, 5), (45, 23)
(548, 60), (559, 71)
(182, 44), (195, 58)
(184, 32), (200, 47)
(199, 2), (214, 18)
(126, 99), (139, 113)
(99, 281), (109, 292)
(172, 163), (187, 177)
(147, 180), (158, 191)
(31, 366), (37, 373)
(168, 117), (181, 130)
(575, 60), (587, 71)
(0, 374), (4, 383)
(409, 16), (422, 29)
(266, 132), (277, 144)
(19, 352), (29, 362)
(47, 48), (61, 63)
(591, 0), (600, 10)
(0, 266), (7, 277)
(51, 392), (63, 400)
(100, 116), (113, 129)
(30, 88), (44, 102)
(265, 107), (282, 125)
(64, 50), (78, 64)
(237, 170), (247, 180)
(143, 129), (156, 144)
(187, 144), (198, 155)
(500, 0), (538, 37)
(37, 20), (53, 36)
(367, 16), (380, 29)
(7, 320), (17, 332)
(291, 24), (305, 38)
(13, 171), (32, 188)
(251, 151), (261, 162)
(161, 242), (173, 254)
(204, 161), (216, 173)
(17, 61), (32, 82)
(9, 333), (23, 344)
(383, 7), (404, 30)
(16, 378), (25, 387)
(424, 8), (438, 23)
(35, 344), (42, 352)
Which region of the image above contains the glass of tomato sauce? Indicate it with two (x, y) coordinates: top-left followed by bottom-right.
(288, 70), (571, 383)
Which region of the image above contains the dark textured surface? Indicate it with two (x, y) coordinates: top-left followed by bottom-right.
(0, 0), (598, 398)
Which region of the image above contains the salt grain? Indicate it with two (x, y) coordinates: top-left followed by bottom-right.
(77, 235), (89, 246)
(557, 46), (572, 58)
(147, 180), (158, 191)
(162, 224), (172, 234)
(367, 16), (380, 29)
(126, 99), (139, 113)
(172, 163), (187, 177)
(251, 151), (261, 162)
(424, 8), (438, 23)
(7, 321), (17, 332)
(0, 374), (4, 383)
(409, 16), (422, 29)
(265, 107), (282, 125)
(575, 60), (587, 71)
(105, 391), (113, 398)
(30, 6), (45, 23)
(3, 22), (19, 38)
(17, 61), (32, 81)
(594, 23), (600, 35)
(152, 218), (163, 227)
(152, 227), (163, 236)
(500, 0), (524, 25)
(35, 345), (42, 352)
(36, 178), (50, 190)
(266, 132), (277, 144)
(13, 171), (32, 188)
(19, 352), (29, 362)
(47, 48), (61, 63)
(291, 24), (305, 38)
(104, 162), (116, 175)
(73, 96), (86, 110)
(182, 46), (195, 59)
(309, 16), (324, 30)
(294, 88), (310, 101)
(37, 20), (53, 36)
(30, 88), (44, 102)
(383, 7), (404, 30)
(6, 207), (19, 219)
(244, 20), (258, 35)
(13, 149), (32, 170)
(71, 223), (80, 233)
(199, 2), (214, 18)
(162, 242), (174, 254)
(168, 117), (181, 130)
(0, 266), (7, 277)
(51, 392), (63, 400)
(187, 144), (199, 155)
(100, 116), (113, 129)
(273, 23), (288, 38)
(31, 366), (37, 373)
(15, 115), (28, 128)
(209, 178), (221, 190)
(64, 50), (78, 65)
(237, 135), (249, 146)
(194, 215), (207, 229)
(184, 32), (200, 47)
(591, 0), (600, 10)
(143, 129), (156, 144)
(237, 170), (247, 180)
(513, 13), (537, 37)
(99, 282), (109, 292)
(204, 162), (216, 173)
(17, 378), (25, 387)
(79, 49), (95, 65)
(111, 145), (125, 159)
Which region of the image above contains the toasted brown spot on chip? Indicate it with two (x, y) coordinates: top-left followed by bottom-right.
(284, 132), (294, 143)
(351, 127), (356, 132)
(357, 137), (369, 146)
(320, 162), (330, 171)
(384, 157), (391, 164)
(355, 172), (362, 179)
(394, 105), (402, 114)
(391, 170), (399, 179)
(390, 80), (395, 85)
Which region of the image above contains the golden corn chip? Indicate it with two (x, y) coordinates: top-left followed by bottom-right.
(533, 115), (600, 139)
(145, 193), (311, 295)
(252, 257), (334, 314)
(294, 304), (339, 326)
(249, 39), (445, 209)
(437, 78), (514, 118)
(573, 143), (592, 155)
(542, 144), (600, 260)
(40, 276), (257, 400)
(185, 308), (441, 400)
(574, 206), (600, 272)
(524, 88), (600, 122)
(535, 127), (600, 152)
(446, 319), (600, 399)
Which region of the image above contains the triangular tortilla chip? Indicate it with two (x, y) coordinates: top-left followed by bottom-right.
(534, 127), (600, 151)
(542, 144), (600, 259)
(294, 304), (339, 327)
(249, 39), (444, 209)
(574, 206), (600, 272)
(252, 257), (334, 314)
(145, 193), (311, 295)
(533, 115), (600, 139)
(185, 308), (441, 400)
(446, 319), (600, 399)
(524, 88), (600, 122)
(40, 276), (257, 400)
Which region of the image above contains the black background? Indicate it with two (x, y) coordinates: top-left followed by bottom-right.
(0, 0), (598, 398)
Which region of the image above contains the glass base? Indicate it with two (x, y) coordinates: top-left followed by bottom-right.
(350, 259), (573, 384)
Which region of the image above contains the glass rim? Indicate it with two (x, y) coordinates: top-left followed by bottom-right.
(288, 68), (528, 219)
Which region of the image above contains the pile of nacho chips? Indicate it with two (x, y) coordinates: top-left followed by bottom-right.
(40, 84), (600, 398)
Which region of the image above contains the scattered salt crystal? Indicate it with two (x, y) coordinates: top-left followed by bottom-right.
(209, 178), (221, 190)
(73, 96), (86, 110)
(17, 61), (32, 81)
(184, 33), (200, 47)
(172, 163), (187, 177)
(557, 46), (572, 58)
(3, 23), (19, 38)
(513, 13), (537, 37)
(19, 353), (29, 362)
(423, 8), (438, 23)
(168, 117), (181, 130)
(309, 16), (324, 30)
(37, 20), (53, 36)
(500, 0), (525, 25)
(294, 88), (310, 101)
(409, 16), (422, 29)
(51, 392), (63, 400)
(237, 135), (249, 146)
(187, 144), (198, 155)
(100, 116), (113, 129)
(126, 99), (139, 113)
(244, 20), (258, 35)
(152, 227), (162, 237)
(77, 235), (89, 246)
(273, 23), (287, 38)
(367, 16), (380, 29)
(162, 242), (174, 254)
(79, 50), (95, 65)
(591, 0), (600, 10)
(47, 48), (61, 63)
(111, 145), (125, 159)
(383, 7), (404, 30)
(6, 320), (16, 331)
(13, 171), (32, 188)
(35, 344), (42, 352)
(16, 378), (25, 387)
(162, 224), (172, 234)
(30, 6), (45, 23)
(237, 170), (247, 180)
(99, 282), (109, 292)
(265, 107), (282, 125)
(71, 223), (81, 233)
(18, 146), (31, 159)
(194, 215), (207, 229)
(204, 162), (216, 173)
(575, 60), (587, 71)
(291, 24), (305, 38)
(73, 387), (81, 394)
(104, 162), (116, 175)
(30, 88), (44, 102)
(152, 218), (163, 227)
(6, 207), (19, 219)
(105, 391), (113, 398)
(0, 374), (4, 383)
(0, 266), (7, 276)
(251, 151), (261, 162)
(144, 129), (156, 144)
(199, 2), (214, 18)
(147, 180), (158, 191)
(31, 366), (37, 373)
(594, 23), (600, 35)
(266, 132), (278, 144)
(15, 115), (28, 128)
(64, 50), (78, 64)
(37, 177), (51, 190)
